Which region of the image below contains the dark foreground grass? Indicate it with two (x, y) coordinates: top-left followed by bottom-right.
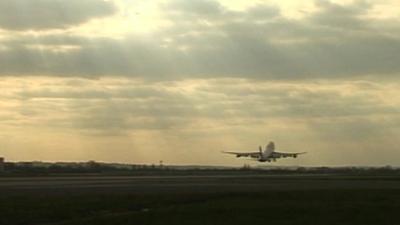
(1, 189), (399, 225)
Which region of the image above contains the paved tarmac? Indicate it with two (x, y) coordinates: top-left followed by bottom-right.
(1, 174), (400, 194)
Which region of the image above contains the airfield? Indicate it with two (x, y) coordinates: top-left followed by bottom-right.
(1, 172), (400, 225)
(1, 174), (400, 193)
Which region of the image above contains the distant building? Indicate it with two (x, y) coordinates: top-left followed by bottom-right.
(0, 157), (4, 172)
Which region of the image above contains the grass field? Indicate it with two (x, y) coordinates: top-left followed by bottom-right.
(1, 175), (400, 225)
(1, 190), (399, 225)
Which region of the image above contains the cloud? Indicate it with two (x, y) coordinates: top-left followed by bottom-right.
(165, 0), (224, 17)
(2, 77), (398, 135)
(0, 0), (116, 30)
(0, 0), (399, 165)
(310, 0), (370, 29)
(0, 1), (398, 80)
(1, 76), (399, 165)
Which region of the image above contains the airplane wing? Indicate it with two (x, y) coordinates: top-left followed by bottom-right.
(272, 152), (307, 158)
(222, 151), (261, 158)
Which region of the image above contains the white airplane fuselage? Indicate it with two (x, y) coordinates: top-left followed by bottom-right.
(225, 141), (306, 163)
(257, 143), (275, 162)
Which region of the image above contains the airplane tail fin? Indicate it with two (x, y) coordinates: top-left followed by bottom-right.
(266, 142), (275, 151)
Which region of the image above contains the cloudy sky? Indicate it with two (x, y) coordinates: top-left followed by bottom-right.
(0, 0), (399, 166)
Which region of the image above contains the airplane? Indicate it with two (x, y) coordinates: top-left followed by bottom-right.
(222, 141), (306, 162)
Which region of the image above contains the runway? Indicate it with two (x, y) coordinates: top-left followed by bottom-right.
(1, 174), (400, 193)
